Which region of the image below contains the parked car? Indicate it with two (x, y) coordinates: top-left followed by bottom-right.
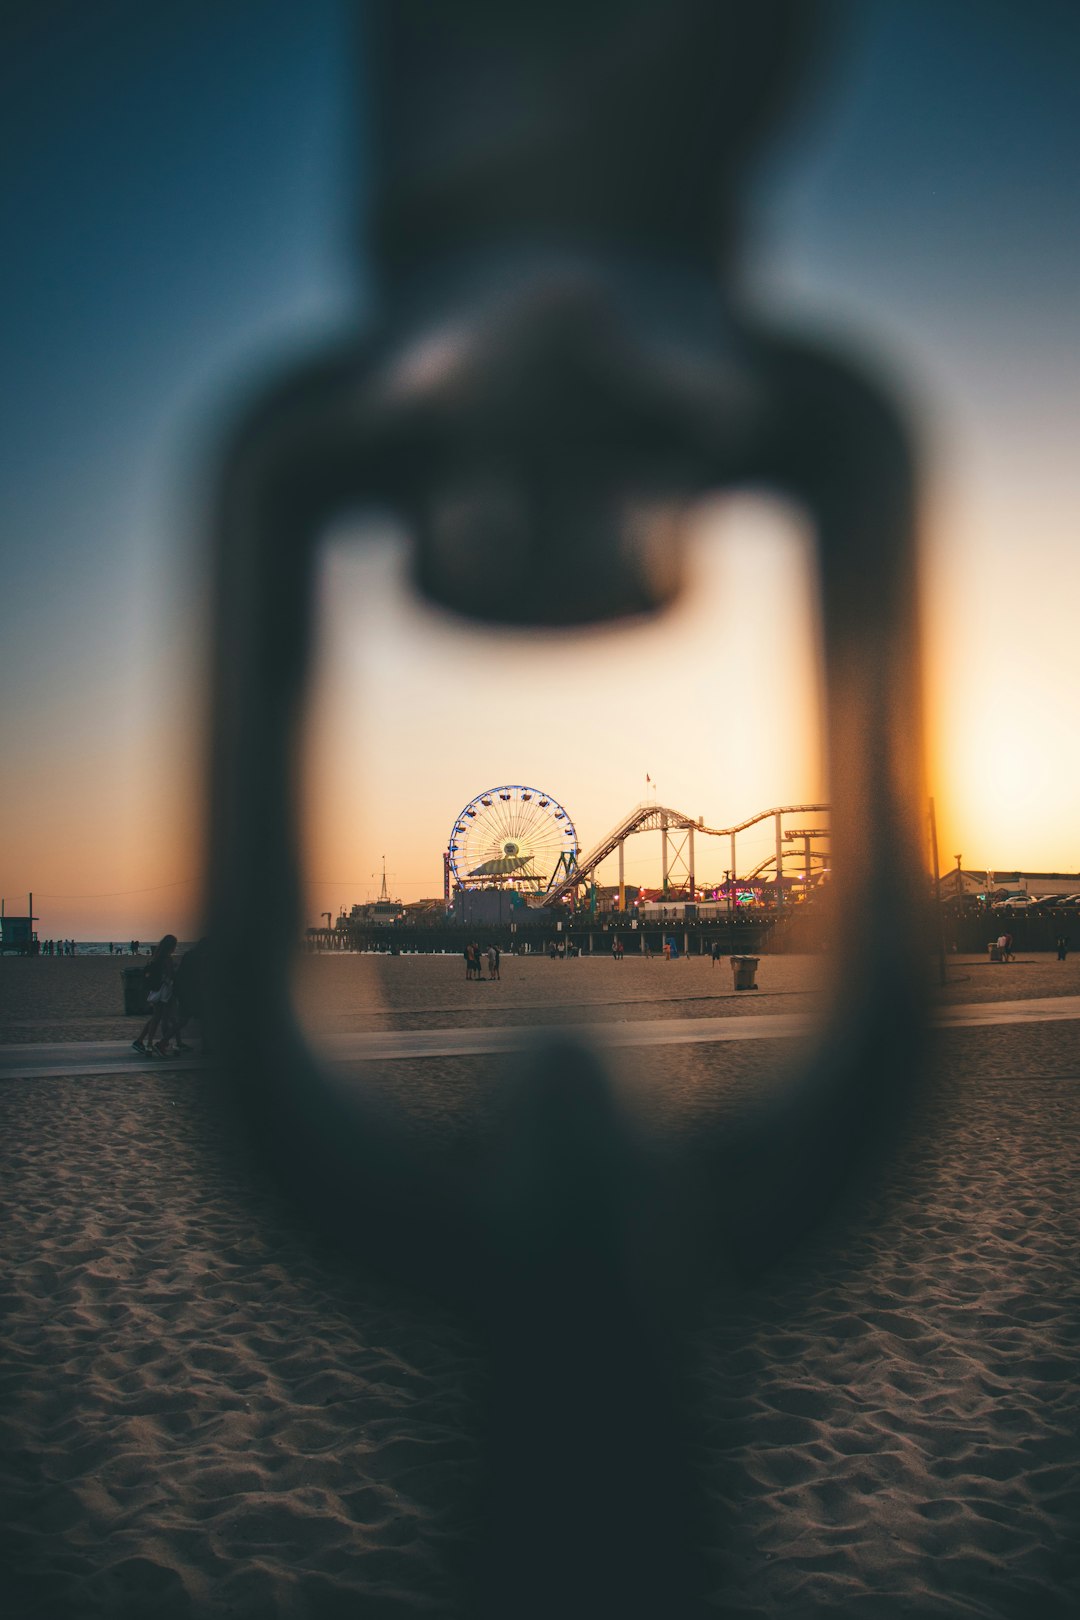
(991, 894), (1038, 910)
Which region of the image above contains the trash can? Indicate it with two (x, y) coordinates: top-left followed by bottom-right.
(988, 942), (1002, 962)
(730, 955), (759, 990)
(122, 967), (148, 1015)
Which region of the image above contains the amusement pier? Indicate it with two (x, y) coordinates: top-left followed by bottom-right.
(303, 784), (1080, 960)
(308, 785), (832, 955)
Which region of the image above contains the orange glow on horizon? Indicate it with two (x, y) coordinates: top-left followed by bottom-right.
(6, 486), (1077, 942)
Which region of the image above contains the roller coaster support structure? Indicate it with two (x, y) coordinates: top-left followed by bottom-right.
(545, 801), (830, 907)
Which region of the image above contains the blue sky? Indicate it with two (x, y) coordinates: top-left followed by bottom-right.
(3, 1), (1078, 935)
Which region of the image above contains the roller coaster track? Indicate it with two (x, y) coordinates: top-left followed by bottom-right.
(543, 802), (829, 905)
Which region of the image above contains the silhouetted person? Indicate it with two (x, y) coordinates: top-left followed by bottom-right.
(132, 934), (178, 1056)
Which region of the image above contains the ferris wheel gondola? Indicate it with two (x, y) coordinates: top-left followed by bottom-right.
(447, 785), (578, 895)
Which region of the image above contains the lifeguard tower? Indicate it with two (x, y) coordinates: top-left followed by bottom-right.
(0, 894), (39, 953)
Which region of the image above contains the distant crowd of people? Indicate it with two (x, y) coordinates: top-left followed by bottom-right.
(19, 939), (153, 957)
(132, 935), (208, 1059)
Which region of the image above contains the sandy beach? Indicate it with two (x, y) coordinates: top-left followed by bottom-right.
(2, 950), (1079, 1616)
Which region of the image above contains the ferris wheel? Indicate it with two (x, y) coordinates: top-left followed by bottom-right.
(448, 785), (578, 894)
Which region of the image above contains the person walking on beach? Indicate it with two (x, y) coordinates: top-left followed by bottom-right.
(487, 944), (500, 980)
(132, 934), (178, 1056)
(1057, 934), (1070, 961)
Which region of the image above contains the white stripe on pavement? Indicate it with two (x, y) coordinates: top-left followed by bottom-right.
(3, 995), (1080, 1079)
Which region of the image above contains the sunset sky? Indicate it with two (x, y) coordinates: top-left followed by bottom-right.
(3, 1), (1078, 940)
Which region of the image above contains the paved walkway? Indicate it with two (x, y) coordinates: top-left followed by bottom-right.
(3, 995), (1080, 1079)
